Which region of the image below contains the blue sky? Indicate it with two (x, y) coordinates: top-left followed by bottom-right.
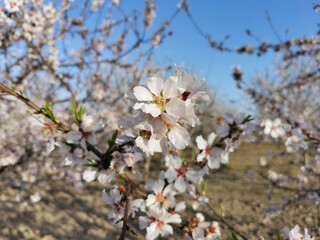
(121, 0), (319, 110)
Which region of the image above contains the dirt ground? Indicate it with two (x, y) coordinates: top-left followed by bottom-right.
(0, 143), (318, 240)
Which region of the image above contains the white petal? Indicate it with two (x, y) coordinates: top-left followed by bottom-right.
(168, 156), (181, 169)
(139, 216), (150, 230)
(163, 76), (179, 98)
(147, 76), (164, 95)
(160, 224), (173, 237)
(146, 194), (156, 207)
(146, 222), (159, 240)
(98, 171), (112, 185)
(141, 103), (161, 117)
(196, 135), (207, 150)
(207, 132), (217, 146)
(216, 126), (230, 136)
(66, 131), (82, 143)
(197, 151), (205, 162)
(148, 137), (162, 154)
(153, 179), (165, 194)
(175, 201), (186, 212)
(164, 169), (177, 183)
(174, 176), (186, 192)
(168, 125), (190, 150)
(166, 97), (186, 118)
(133, 86), (153, 101)
(166, 213), (182, 224)
(83, 168), (98, 182)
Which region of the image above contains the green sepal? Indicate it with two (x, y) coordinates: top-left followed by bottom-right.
(242, 114), (254, 124)
(108, 130), (118, 148)
(201, 178), (207, 195)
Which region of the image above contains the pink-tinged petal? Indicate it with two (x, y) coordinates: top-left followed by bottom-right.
(83, 168), (98, 182)
(174, 176), (186, 192)
(163, 76), (179, 98)
(166, 97), (185, 118)
(147, 76), (164, 95)
(141, 103), (161, 117)
(216, 125), (230, 136)
(168, 125), (190, 150)
(196, 135), (207, 150)
(207, 132), (217, 146)
(133, 86), (153, 101)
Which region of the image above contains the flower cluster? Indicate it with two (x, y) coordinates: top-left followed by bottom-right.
(119, 66), (209, 156)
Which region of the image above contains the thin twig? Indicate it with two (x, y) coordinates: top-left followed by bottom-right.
(195, 187), (248, 240)
(119, 183), (131, 240)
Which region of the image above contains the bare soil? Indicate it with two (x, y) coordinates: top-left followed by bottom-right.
(0, 143), (318, 240)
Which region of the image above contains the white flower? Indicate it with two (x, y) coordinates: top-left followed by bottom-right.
(133, 75), (185, 118)
(102, 187), (124, 227)
(165, 156), (203, 193)
(4, 0), (24, 12)
(146, 179), (175, 208)
(284, 225), (303, 240)
(139, 206), (181, 240)
(66, 114), (99, 147)
(262, 118), (285, 139)
(162, 113), (190, 150)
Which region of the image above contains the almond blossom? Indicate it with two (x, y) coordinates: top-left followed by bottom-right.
(262, 118), (285, 139)
(132, 75), (185, 118)
(165, 155), (204, 192)
(139, 205), (182, 240)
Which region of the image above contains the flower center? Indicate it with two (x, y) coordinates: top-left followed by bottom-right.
(139, 130), (152, 139)
(180, 91), (191, 101)
(157, 220), (165, 229)
(152, 95), (167, 112)
(205, 146), (211, 156)
(190, 216), (200, 228)
(206, 224), (217, 234)
(155, 192), (165, 204)
(112, 203), (121, 213)
(176, 166), (187, 177)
